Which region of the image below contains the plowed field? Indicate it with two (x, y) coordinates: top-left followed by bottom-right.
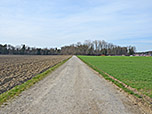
(0, 55), (70, 94)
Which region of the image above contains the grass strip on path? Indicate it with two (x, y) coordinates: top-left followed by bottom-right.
(77, 56), (142, 98)
(0, 57), (70, 106)
(78, 56), (152, 112)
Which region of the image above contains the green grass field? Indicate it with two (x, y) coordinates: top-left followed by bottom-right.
(78, 56), (152, 98)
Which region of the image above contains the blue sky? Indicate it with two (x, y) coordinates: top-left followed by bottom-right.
(0, 0), (152, 52)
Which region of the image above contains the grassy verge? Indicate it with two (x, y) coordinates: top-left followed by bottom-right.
(0, 57), (70, 106)
(77, 56), (142, 98)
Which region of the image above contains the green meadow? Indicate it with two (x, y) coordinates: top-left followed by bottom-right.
(79, 56), (152, 98)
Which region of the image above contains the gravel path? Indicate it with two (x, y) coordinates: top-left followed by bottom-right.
(0, 56), (145, 114)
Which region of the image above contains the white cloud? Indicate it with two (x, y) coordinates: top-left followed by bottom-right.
(0, 0), (152, 51)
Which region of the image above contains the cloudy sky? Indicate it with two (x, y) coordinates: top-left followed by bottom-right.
(0, 0), (152, 52)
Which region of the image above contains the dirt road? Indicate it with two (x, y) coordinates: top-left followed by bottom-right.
(0, 56), (144, 114)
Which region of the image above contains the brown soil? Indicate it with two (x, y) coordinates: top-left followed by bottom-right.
(0, 55), (70, 94)
(0, 56), (145, 114)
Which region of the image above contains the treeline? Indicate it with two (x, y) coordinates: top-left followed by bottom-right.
(0, 40), (136, 55)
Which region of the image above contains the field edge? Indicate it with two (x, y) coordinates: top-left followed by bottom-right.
(0, 57), (71, 106)
(77, 55), (152, 113)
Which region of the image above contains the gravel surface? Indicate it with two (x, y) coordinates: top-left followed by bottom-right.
(0, 55), (70, 94)
(0, 56), (145, 114)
